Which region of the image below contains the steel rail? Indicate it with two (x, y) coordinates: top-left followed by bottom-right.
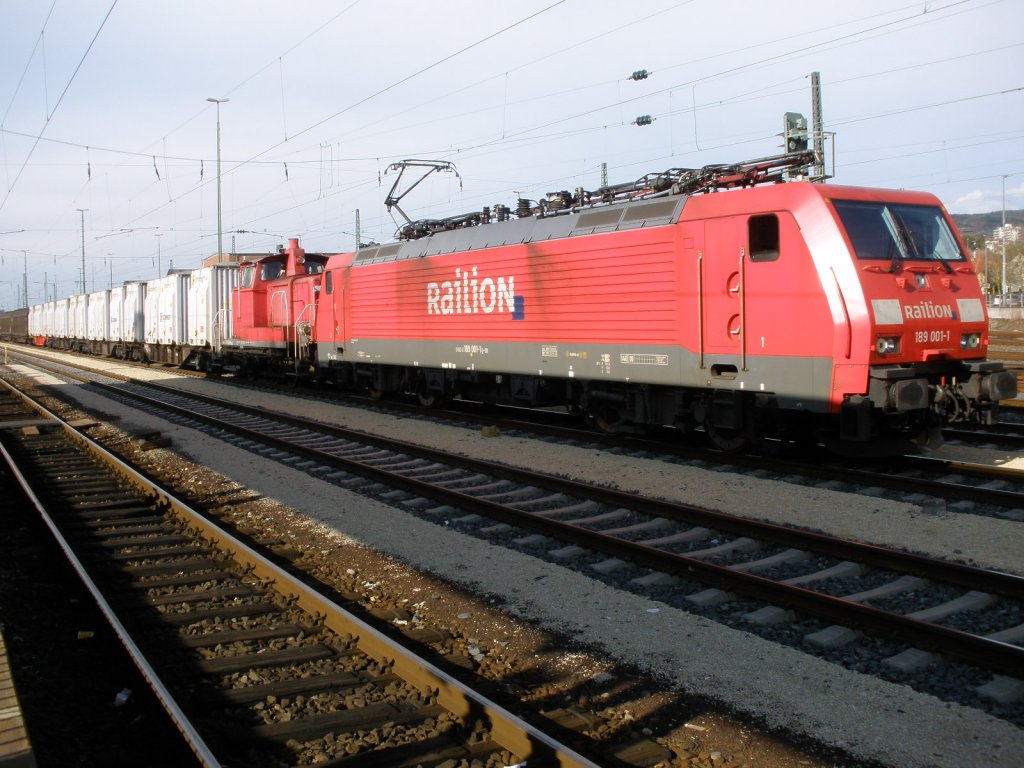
(19, 364), (1024, 678)
(10, 345), (1024, 510)
(942, 425), (1024, 450)
(71, 374), (1024, 594)
(0, 376), (600, 768)
(0, 387), (222, 767)
(10, 350), (1024, 570)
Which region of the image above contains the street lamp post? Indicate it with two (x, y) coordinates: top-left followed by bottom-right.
(1002, 175), (1008, 306)
(207, 97), (229, 261)
(981, 245), (987, 301)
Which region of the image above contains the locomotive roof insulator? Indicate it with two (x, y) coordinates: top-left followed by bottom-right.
(544, 191), (573, 212)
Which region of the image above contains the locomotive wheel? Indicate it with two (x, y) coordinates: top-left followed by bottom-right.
(591, 405), (622, 434)
(417, 391), (440, 408)
(367, 387), (384, 401)
(705, 422), (748, 452)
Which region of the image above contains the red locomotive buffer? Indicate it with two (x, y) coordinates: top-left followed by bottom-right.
(236, 158), (1016, 453)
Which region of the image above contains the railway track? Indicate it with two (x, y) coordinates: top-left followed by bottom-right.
(0, 380), (601, 767)
(943, 422), (1024, 448)
(988, 331), (1024, 405)
(6, 354), (1024, 718)
(10, 345), (1024, 522)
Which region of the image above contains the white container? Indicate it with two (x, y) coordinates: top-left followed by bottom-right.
(188, 264), (238, 349)
(121, 282), (146, 343)
(143, 281), (160, 344)
(144, 272), (190, 345)
(108, 285), (125, 342)
(53, 298), (70, 339)
(38, 302), (50, 337)
(86, 289), (110, 341)
(69, 294), (89, 338)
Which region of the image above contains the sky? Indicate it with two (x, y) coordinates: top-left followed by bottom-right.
(0, 0), (1022, 308)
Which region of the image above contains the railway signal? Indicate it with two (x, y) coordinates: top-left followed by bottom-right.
(783, 112), (809, 153)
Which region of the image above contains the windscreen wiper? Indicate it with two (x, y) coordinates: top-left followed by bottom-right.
(882, 207), (904, 273)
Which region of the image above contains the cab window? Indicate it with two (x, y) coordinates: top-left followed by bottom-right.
(261, 261), (285, 280)
(749, 214), (780, 262)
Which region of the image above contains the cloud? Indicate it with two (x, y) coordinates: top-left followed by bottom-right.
(1010, 181), (1024, 204)
(949, 189), (991, 215)
(949, 181), (1024, 215)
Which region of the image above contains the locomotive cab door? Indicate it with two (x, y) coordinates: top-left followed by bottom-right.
(701, 217), (744, 368)
(702, 213), (794, 372)
(315, 267), (345, 361)
(328, 269), (342, 347)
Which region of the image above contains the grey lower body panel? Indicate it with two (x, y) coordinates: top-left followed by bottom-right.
(323, 338), (835, 412)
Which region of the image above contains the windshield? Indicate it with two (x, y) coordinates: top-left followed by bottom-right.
(240, 265), (255, 288)
(833, 200), (965, 265)
(260, 260), (285, 280)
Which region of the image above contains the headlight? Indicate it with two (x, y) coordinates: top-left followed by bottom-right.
(960, 333), (981, 350)
(876, 336), (901, 355)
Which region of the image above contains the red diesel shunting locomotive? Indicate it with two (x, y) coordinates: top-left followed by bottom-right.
(220, 152), (1016, 454)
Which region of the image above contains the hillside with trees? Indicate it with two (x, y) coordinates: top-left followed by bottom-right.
(950, 210), (1024, 298)
(950, 210), (1024, 242)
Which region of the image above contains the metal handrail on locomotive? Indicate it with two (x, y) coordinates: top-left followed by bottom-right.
(24, 150), (1018, 454)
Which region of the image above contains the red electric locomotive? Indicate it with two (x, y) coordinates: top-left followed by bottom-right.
(231, 152), (1017, 453)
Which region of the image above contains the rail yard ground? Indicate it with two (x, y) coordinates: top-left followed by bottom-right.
(2, 339), (1023, 767)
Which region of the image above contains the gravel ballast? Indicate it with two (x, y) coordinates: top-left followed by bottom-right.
(9, 358), (1024, 767)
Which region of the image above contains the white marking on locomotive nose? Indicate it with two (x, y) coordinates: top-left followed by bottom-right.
(871, 299), (903, 325)
(956, 298), (984, 322)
